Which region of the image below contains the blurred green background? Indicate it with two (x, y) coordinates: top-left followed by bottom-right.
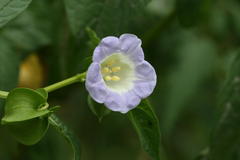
(1, 0), (240, 159)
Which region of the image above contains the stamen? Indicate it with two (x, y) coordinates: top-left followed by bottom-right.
(104, 76), (112, 81)
(112, 76), (120, 81)
(102, 67), (110, 73)
(112, 66), (121, 72)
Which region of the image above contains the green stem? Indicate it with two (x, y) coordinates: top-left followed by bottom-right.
(44, 72), (86, 93)
(0, 91), (8, 99)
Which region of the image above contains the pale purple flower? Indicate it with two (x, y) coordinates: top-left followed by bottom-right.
(85, 34), (157, 113)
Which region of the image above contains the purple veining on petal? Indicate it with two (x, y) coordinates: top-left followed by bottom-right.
(93, 36), (120, 62)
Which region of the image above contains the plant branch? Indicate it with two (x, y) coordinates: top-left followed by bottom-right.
(44, 72), (86, 93)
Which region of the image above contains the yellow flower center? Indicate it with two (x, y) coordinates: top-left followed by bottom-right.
(102, 65), (121, 81)
(100, 53), (135, 93)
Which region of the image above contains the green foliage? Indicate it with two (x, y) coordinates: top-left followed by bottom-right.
(1, 88), (50, 124)
(209, 53), (240, 160)
(128, 99), (161, 160)
(87, 95), (111, 122)
(64, 0), (151, 36)
(0, 0), (59, 51)
(7, 116), (49, 146)
(86, 27), (101, 48)
(0, 0), (32, 28)
(0, 0), (55, 110)
(36, 88), (49, 100)
(49, 114), (81, 160)
(1, 88), (50, 145)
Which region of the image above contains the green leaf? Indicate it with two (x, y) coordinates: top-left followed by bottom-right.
(1, 88), (51, 145)
(49, 114), (81, 160)
(209, 53), (240, 160)
(128, 99), (161, 160)
(36, 88), (48, 100)
(7, 117), (49, 145)
(0, 0), (32, 28)
(63, 0), (151, 36)
(86, 27), (100, 48)
(0, 0), (57, 51)
(1, 88), (50, 124)
(87, 95), (111, 122)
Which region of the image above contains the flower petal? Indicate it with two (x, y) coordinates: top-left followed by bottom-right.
(133, 81), (156, 99)
(85, 63), (108, 103)
(124, 91), (141, 111)
(104, 90), (141, 113)
(104, 91), (127, 113)
(86, 81), (109, 103)
(86, 63), (102, 84)
(119, 34), (144, 63)
(119, 34), (141, 52)
(134, 61), (157, 98)
(135, 60), (156, 82)
(93, 36), (120, 62)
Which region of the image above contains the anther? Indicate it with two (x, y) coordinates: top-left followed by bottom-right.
(112, 76), (120, 81)
(112, 66), (121, 72)
(102, 67), (110, 73)
(104, 76), (112, 81)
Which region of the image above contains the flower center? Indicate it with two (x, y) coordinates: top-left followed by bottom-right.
(100, 53), (135, 93)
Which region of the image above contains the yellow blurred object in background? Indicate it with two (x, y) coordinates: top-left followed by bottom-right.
(18, 53), (45, 89)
